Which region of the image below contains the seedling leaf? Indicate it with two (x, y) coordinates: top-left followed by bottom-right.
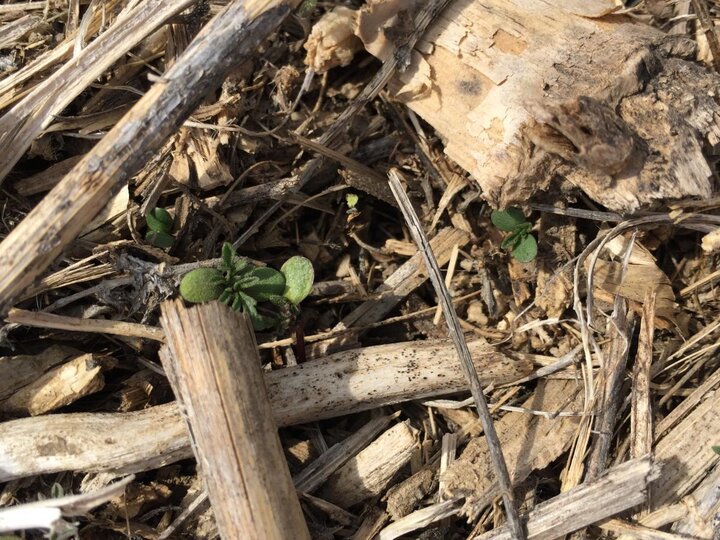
(501, 230), (523, 251)
(281, 256), (314, 304)
(237, 290), (277, 330)
(180, 268), (225, 303)
(512, 233), (538, 263)
(713, 445), (720, 455)
(346, 193), (359, 209)
(240, 267), (286, 301)
(491, 208), (527, 231)
(146, 207), (173, 234)
(145, 230), (174, 249)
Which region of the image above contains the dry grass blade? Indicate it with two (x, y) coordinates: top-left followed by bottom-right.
(387, 168), (526, 540)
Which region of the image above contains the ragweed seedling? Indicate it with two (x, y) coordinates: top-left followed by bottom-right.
(179, 243), (315, 331)
(491, 207), (537, 263)
(145, 207), (174, 249)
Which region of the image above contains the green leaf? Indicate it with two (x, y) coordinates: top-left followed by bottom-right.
(281, 256), (315, 305)
(180, 268), (225, 303)
(145, 230), (174, 249)
(239, 267), (286, 302)
(491, 208), (528, 232)
(146, 207), (173, 234)
(346, 193), (359, 209)
(220, 242), (250, 279)
(50, 482), (64, 498)
(222, 242), (235, 268)
(512, 233), (538, 263)
(501, 230), (523, 251)
(236, 291), (277, 331)
(713, 446), (720, 455)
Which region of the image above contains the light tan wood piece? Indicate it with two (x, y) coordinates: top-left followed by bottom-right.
(159, 299), (309, 540)
(0, 338), (529, 481)
(475, 457), (657, 540)
(631, 292), (655, 459)
(0, 345), (79, 400)
(313, 0), (720, 212)
(443, 379), (583, 517)
(650, 378), (720, 509)
(0, 353), (111, 416)
(321, 421), (419, 508)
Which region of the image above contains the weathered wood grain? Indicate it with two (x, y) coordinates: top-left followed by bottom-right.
(0, 338), (530, 481)
(159, 300), (309, 539)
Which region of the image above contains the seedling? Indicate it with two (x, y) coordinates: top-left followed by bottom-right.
(180, 243), (315, 331)
(491, 207), (537, 263)
(713, 446), (720, 455)
(145, 207), (174, 249)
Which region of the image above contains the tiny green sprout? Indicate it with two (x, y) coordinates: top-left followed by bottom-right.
(50, 482), (64, 499)
(179, 243), (315, 331)
(346, 193), (359, 209)
(713, 446), (720, 455)
(281, 256), (315, 305)
(491, 207), (537, 263)
(297, 0), (316, 17)
(145, 207), (175, 249)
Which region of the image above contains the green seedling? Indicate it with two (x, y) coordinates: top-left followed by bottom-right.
(713, 446), (720, 455)
(491, 207), (537, 263)
(297, 0), (316, 17)
(145, 207), (175, 249)
(180, 242), (315, 331)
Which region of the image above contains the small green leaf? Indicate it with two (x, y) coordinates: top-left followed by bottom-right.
(713, 445), (720, 455)
(491, 208), (528, 232)
(218, 289), (233, 304)
(146, 207), (173, 234)
(281, 256), (315, 305)
(239, 267), (286, 302)
(512, 233), (538, 263)
(50, 482), (64, 498)
(145, 230), (174, 249)
(180, 268), (225, 303)
(501, 230), (523, 251)
(346, 193), (359, 209)
(297, 0), (316, 17)
(222, 242), (235, 268)
(236, 290), (277, 331)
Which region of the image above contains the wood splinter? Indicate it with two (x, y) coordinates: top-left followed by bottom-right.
(159, 299), (310, 540)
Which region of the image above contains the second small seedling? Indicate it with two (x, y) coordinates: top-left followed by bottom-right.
(491, 207), (537, 263)
(145, 207), (174, 249)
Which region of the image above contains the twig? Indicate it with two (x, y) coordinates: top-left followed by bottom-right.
(388, 168), (526, 540)
(0, 339), (530, 482)
(159, 300), (309, 539)
(5, 308), (165, 342)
